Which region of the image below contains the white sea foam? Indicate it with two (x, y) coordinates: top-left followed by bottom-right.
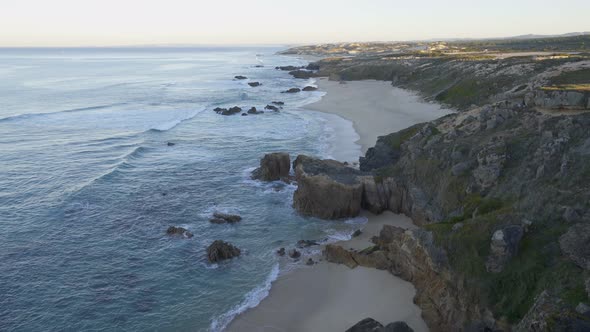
(209, 263), (280, 332)
(150, 108), (205, 131)
(306, 110), (362, 163)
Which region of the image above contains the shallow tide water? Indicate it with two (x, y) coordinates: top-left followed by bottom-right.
(0, 47), (364, 331)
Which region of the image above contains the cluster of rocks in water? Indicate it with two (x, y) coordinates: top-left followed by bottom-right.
(165, 211), (244, 263)
(213, 104), (283, 117)
(213, 64), (320, 117)
(281, 86), (318, 93)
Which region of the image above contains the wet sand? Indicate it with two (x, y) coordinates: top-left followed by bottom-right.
(305, 78), (452, 153)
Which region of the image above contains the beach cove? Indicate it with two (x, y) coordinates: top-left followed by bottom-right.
(228, 78), (453, 331)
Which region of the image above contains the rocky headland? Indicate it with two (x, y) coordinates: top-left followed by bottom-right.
(245, 36), (590, 331)
(275, 102), (590, 331)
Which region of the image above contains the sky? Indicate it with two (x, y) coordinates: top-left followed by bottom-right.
(1, 0), (589, 47)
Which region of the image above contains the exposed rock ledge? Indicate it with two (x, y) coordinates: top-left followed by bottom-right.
(291, 154), (437, 225)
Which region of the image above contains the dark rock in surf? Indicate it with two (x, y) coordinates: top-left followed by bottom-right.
(302, 86), (318, 91)
(247, 107), (263, 114)
(167, 142), (175, 146)
(283, 88), (301, 93)
(234, 75), (247, 80)
(288, 249), (301, 259)
(210, 212), (242, 224)
(248, 82), (261, 87)
(166, 226), (193, 238)
(272, 101), (285, 106)
(251, 152), (291, 181)
(277, 248), (286, 256)
(213, 106), (242, 116)
(264, 105), (280, 112)
(207, 240), (241, 263)
(276, 65), (303, 71)
(297, 239), (319, 248)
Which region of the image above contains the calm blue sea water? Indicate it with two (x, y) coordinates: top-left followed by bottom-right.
(0, 47), (364, 331)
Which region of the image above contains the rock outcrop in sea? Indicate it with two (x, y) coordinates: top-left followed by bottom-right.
(209, 212), (242, 224)
(166, 226), (193, 238)
(251, 152), (291, 182)
(207, 240), (241, 263)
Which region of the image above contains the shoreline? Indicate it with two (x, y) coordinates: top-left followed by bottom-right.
(305, 78), (453, 154)
(226, 77), (454, 331)
(227, 212), (429, 332)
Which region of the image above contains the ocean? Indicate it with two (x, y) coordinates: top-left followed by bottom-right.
(0, 47), (364, 331)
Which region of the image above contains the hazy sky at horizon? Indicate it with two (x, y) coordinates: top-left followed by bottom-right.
(1, 0), (589, 47)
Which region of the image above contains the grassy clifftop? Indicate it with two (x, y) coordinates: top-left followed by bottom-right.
(284, 36), (590, 111)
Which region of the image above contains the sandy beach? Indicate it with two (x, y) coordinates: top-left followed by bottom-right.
(227, 212), (429, 332)
(227, 79), (453, 331)
(306, 78), (452, 153)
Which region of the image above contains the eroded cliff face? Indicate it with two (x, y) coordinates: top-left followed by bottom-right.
(330, 225), (497, 331)
(292, 155), (365, 219)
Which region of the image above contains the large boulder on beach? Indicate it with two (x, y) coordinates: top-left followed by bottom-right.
(323, 244), (358, 268)
(292, 155), (363, 219)
(206, 240), (241, 263)
(251, 152), (291, 181)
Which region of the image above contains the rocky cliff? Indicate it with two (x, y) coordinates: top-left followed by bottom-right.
(286, 49), (590, 112)
(287, 103), (590, 330)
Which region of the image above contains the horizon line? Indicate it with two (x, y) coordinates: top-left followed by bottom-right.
(1, 31), (588, 49)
